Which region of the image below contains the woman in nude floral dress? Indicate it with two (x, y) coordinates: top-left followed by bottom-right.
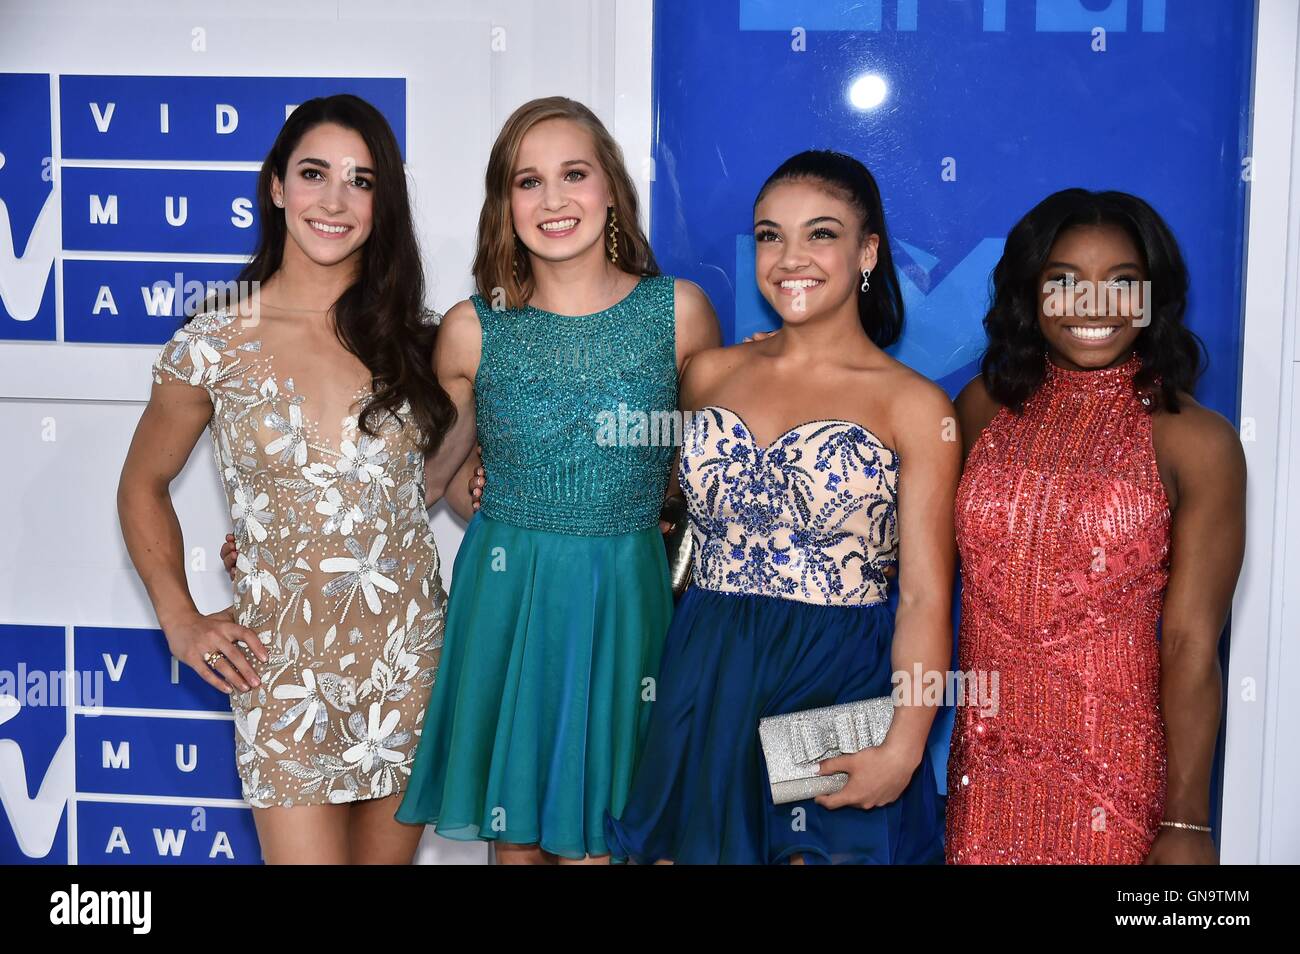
(119, 95), (474, 864)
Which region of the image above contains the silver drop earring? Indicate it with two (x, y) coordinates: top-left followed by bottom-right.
(860, 267), (872, 292)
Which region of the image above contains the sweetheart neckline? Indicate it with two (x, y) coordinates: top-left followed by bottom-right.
(700, 405), (899, 459)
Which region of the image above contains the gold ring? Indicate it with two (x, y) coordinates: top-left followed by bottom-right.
(203, 650), (225, 667)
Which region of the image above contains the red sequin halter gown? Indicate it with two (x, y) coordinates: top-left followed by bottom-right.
(946, 353), (1170, 864)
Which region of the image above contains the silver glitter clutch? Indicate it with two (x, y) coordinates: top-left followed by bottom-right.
(758, 696), (894, 804)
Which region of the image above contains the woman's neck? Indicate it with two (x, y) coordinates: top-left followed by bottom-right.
(772, 301), (874, 364)
(527, 242), (632, 316)
(259, 239), (362, 316)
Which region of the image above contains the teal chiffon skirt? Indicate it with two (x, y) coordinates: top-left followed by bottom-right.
(395, 511), (672, 859)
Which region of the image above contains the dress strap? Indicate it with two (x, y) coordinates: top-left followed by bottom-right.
(648, 274), (676, 344)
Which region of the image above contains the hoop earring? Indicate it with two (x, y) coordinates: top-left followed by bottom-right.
(860, 267), (871, 293)
(607, 207), (620, 264)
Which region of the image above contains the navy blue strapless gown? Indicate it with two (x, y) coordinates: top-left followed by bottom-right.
(605, 406), (945, 864)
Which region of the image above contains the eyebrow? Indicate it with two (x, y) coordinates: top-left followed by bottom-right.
(296, 157), (376, 176)
(1042, 260), (1144, 272)
(753, 216), (845, 228)
(513, 159), (594, 176)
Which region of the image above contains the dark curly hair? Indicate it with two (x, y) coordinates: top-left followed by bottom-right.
(981, 188), (1205, 413)
(755, 150), (904, 348)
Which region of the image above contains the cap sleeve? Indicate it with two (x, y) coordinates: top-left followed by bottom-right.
(151, 310), (238, 391)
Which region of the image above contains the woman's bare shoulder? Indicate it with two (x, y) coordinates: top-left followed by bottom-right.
(953, 372), (1002, 437)
(680, 339), (763, 408)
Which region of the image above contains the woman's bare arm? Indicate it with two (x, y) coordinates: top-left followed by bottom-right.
(954, 374), (1002, 462)
(660, 283), (722, 520)
(818, 375), (960, 810)
(423, 300), (482, 510)
(1145, 401), (1245, 864)
(673, 278), (722, 374)
(885, 380), (962, 759)
(118, 373), (264, 694)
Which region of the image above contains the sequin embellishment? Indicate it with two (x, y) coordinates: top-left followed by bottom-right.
(946, 354), (1170, 864)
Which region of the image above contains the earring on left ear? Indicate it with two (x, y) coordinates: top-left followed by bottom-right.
(607, 206), (620, 264)
(860, 267), (872, 293)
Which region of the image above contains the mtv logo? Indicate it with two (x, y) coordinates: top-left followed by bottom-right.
(0, 73), (57, 341)
(0, 624), (71, 863)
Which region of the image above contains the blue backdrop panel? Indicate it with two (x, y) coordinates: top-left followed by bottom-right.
(75, 626), (232, 711)
(77, 801), (259, 865)
(59, 75), (406, 161)
(60, 168), (262, 255)
(0, 74), (56, 340)
(75, 713), (241, 801)
(2, 624), (244, 863)
(0, 625), (70, 864)
(63, 260), (245, 344)
(652, 0), (1250, 411)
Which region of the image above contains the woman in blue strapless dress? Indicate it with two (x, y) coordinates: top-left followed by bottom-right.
(605, 150), (956, 864)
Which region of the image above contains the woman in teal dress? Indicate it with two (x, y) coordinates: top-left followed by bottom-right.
(394, 97), (720, 862)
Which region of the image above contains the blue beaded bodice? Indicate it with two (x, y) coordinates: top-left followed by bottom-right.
(680, 405), (900, 606)
(471, 274), (678, 536)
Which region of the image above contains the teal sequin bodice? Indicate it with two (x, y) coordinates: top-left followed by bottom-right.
(472, 274), (679, 536)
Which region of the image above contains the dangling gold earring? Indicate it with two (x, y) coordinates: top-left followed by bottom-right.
(607, 206), (620, 264)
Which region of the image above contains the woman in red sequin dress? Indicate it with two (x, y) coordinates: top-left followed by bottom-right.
(946, 190), (1245, 864)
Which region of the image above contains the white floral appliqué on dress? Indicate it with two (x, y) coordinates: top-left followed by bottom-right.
(152, 309), (447, 807)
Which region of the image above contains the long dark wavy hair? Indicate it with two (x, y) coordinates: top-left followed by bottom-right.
(205, 94), (454, 452)
(981, 189), (1205, 413)
(754, 150), (904, 348)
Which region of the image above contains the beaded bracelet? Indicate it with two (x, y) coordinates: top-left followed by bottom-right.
(1160, 820), (1212, 833)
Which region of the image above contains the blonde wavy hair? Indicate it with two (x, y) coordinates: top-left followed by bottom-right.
(473, 96), (658, 309)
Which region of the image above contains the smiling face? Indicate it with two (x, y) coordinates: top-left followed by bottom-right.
(1037, 223), (1149, 370)
(752, 179), (877, 326)
(270, 121), (375, 270)
(509, 118), (614, 265)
